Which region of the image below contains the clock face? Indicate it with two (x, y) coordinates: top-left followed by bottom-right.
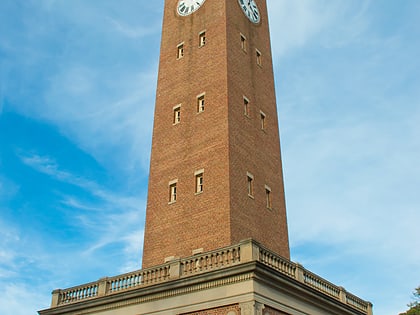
(177, 0), (206, 16)
(238, 0), (261, 24)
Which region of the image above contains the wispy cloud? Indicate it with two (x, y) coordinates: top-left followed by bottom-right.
(19, 152), (145, 208)
(0, 156), (143, 315)
(267, 0), (371, 59)
(1, 1), (419, 315)
(0, 220), (20, 279)
(108, 17), (158, 38)
(268, 1), (420, 313)
(1, 0), (160, 181)
(16, 151), (145, 283)
(0, 283), (49, 315)
(43, 67), (157, 175)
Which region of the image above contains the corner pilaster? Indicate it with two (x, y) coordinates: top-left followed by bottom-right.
(240, 301), (265, 315)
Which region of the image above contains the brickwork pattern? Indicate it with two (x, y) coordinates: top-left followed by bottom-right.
(263, 306), (290, 315)
(225, 0), (290, 258)
(181, 304), (240, 315)
(142, 0), (290, 268)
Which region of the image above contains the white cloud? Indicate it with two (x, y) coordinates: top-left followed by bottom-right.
(285, 111), (420, 248)
(19, 152), (145, 207)
(108, 17), (157, 38)
(2, 0), (160, 180)
(0, 283), (49, 315)
(0, 153), (145, 307)
(1, 1), (419, 314)
(0, 221), (20, 279)
(43, 66), (157, 175)
(268, 0), (420, 262)
(267, 0), (371, 59)
(267, 0), (334, 57)
(18, 152), (146, 266)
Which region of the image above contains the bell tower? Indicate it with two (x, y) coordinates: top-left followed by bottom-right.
(142, 0), (290, 268)
(40, 2), (373, 314)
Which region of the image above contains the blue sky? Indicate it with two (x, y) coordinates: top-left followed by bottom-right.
(0, 1), (419, 314)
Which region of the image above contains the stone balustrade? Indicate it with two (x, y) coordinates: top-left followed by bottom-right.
(180, 245), (241, 275)
(50, 239), (372, 315)
(259, 247), (297, 277)
(301, 268), (341, 298)
(346, 291), (372, 313)
(52, 282), (99, 305)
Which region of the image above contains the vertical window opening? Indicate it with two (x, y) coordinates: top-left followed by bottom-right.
(247, 172), (254, 197)
(195, 170), (204, 194)
(177, 43), (184, 59)
(260, 111), (266, 130)
(199, 31), (206, 47)
(197, 94), (205, 113)
(244, 97), (250, 117)
(265, 185), (272, 209)
(173, 106), (181, 124)
(256, 49), (262, 66)
(241, 34), (247, 51)
(169, 181), (177, 203)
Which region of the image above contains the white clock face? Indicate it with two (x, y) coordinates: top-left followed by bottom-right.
(238, 0), (261, 24)
(177, 0), (206, 16)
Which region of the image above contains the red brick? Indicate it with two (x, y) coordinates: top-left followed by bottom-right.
(142, 0), (290, 268)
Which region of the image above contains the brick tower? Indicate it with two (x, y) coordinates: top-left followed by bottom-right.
(142, 0), (290, 268)
(40, 2), (373, 314)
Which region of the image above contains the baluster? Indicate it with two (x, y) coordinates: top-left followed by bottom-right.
(143, 271), (148, 284)
(202, 255), (207, 270)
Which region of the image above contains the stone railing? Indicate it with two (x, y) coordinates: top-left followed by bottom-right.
(301, 268), (341, 298)
(50, 239), (372, 315)
(51, 265), (171, 306)
(180, 245), (241, 276)
(259, 247), (297, 277)
(51, 245), (240, 307)
(256, 242), (372, 315)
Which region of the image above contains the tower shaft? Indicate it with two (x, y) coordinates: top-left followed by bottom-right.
(142, 0), (289, 268)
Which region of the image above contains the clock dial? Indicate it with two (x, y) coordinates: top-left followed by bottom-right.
(177, 0), (206, 16)
(238, 0), (261, 24)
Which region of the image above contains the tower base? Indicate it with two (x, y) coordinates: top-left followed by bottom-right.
(39, 239), (372, 315)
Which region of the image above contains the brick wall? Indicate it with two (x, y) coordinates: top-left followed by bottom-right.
(142, 0), (289, 268)
(181, 304), (240, 315)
